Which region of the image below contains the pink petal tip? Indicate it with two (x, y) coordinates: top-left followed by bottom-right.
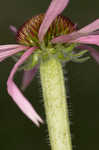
(7, 47), (43, 126)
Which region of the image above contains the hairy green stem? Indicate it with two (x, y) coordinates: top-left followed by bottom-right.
(40, 57), (72, 150)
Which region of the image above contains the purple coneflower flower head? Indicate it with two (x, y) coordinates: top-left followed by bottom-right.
(1, 0), (99, 126)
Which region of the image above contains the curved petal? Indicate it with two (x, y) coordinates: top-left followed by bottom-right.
(38, 0), (69, 41)
(21, 65), (39, 90)
(0, 45), (28, 62)
(69, 35), (99, 46)
(7, 47), (43, 126)
(9, 25), (17, 34)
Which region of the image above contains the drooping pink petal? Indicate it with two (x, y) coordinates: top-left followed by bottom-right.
(78, 19), (99, 33)
(21, 65), (39, 90)
(38, 0), (69, 41)
(9, 25), (17, 34)
(7, 80), (42, 126)
(7, 47), (43, 126)
(69, 35), (99, 46)
(77, 45), (99, 63)
(0, 45), (28, 62)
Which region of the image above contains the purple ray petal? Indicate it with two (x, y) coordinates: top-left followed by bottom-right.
(0, 44), (24, 50)
(0, 46), (28, 61)
(38, 0), (69, 41)
(78, 19), (99, 33)
(21, 65), (39, 90)
(7, 80), (42, 126)
(9, 25), (17, 34)
(69, 35), (99, 46)
(77, 45), (99, 63)
(7, 47), (43, 126)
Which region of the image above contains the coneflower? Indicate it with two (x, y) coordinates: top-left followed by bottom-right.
(1, 0), (99, 150)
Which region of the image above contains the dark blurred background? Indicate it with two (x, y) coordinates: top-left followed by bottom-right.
(0, 0), (99, 150)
